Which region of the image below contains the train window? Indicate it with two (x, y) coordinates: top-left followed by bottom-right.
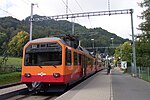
(79, 54), (81, 65)
(24, 42), (62, 66)
(66, 48), (71, 66)
(74, 52), (78, 65)
(47, 43), (59, 47)
(24, 51), (62, 66)
(32, 44), (37, 48)
(40, 44), (46, 48)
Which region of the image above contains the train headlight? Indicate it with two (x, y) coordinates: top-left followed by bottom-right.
(24, 73), (31, 78)
(53, 73), (60, 78)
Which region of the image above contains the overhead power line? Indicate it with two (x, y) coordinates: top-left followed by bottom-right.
(0, 8), (17, 18)
(74, 0), (93, 28)
(22, 0), (30, 5)
(61, 0), (80, 23)
(61, 0), (73, 14)
(74, 0), (84, 12)
(88, 17), (93, 28)
(108, 0), (111, 11)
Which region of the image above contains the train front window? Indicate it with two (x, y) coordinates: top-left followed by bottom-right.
(25, 52), (62, 66)
(24, 42), (62, 66)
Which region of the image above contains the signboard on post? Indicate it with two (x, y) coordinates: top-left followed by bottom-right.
(121, 61), (127, 69)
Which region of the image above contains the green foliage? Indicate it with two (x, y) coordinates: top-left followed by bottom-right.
(137, 0), (150, 67)
(0, 32), (7, 54)
(8, 31), (29, 57)
(0, 56), (22, 67)
(0, 32), (6, 45)
(138, 0), (150, 31)
(135, 32), (150, 67)
(114, 41), (132, 65)
(0, 72), (21, 85)
(0, 15), (128, 57)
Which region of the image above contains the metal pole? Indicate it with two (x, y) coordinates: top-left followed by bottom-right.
(72, 18), (75, 34)
(93, 40), (94, 53)
(111, 38), (114, 47)
(30, 3), (38, 41)
(108, 0), (110, 11)
(30, 3), (34, 41)
(130, 9), (137, 76)
(91, 39), (94, 53)
(148, 67), (149, 81)
(66, 0), (68, 14)
(120, 46), (122, 62)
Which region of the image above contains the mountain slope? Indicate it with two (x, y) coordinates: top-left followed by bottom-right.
(0, 15), (128, 48)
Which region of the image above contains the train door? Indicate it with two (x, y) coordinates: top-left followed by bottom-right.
(79, 54), (82, 77)
(81, 55), (86, 77)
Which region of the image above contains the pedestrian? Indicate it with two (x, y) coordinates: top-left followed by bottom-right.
(107, 63), (112, 75)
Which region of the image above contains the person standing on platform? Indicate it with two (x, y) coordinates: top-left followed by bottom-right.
(107, 63), (112, 75)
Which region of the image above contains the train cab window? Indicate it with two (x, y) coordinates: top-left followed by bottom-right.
(25, 51), (62, 66)
(66, 48), (71, 66)
(24, 42), (62, 66)
(74, 52), (78, 65)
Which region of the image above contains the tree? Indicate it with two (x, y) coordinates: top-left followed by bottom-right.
(8, 31), (29, 57)
(0, 32), (7, 55)
(114, 41), (132, 66)
(137, 0), (150, 67)
(135, 32), (150, 67)
(0, 32), (7, 47)
(138, 0), (150, 31)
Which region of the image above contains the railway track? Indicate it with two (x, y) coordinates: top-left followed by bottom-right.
(6, 92), (60, 100)
(0, 78), (84, 100)
(0, 83), (62, 100)
(0, 81), (75, 99)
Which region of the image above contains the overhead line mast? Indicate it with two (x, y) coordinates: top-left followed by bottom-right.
(30, 3), (38, 41)
(29, 9), (137, 76)
(32, 9), (132, 21)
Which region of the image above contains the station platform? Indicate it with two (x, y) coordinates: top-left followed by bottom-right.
(56, 67), (150, 100)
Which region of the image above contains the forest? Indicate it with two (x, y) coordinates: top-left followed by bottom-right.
(0, 15), (128, 57)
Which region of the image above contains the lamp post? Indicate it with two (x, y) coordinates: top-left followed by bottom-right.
(111, 38), (114, 47)
(91, 39), (94, 53)
(30, 3), (38, 41)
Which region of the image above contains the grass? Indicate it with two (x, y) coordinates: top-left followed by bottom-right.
(0, 57), (22, 85)
(0, 56), (22, 68)
(0, 72), (21, 85)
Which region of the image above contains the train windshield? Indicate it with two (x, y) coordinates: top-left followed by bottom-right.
(24, 42), (62, 66)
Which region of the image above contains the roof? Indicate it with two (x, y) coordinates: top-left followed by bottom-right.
(30, 37), (61, 42)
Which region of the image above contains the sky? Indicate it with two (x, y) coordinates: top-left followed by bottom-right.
(0, 0), (143, 39)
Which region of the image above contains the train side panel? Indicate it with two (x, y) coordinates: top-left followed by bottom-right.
(63, 47), (83, 84)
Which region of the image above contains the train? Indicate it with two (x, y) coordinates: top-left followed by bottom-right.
(21, 35), (103, 92)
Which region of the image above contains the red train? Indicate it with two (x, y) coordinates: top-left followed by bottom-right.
(21, 36), (103, 92)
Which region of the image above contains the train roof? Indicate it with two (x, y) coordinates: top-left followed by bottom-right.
(30, 37), (66, 44)
(29, 37), (93, 56)
(30, 37), (60, 42)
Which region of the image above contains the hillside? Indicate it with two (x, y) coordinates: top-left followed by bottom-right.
(0, 15), (129, 55)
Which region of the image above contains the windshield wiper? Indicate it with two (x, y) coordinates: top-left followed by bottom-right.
(52, 65), (57, 68)
(38, 65), (42, 68)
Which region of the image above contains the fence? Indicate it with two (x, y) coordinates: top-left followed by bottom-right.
(128, 66), (150, 82)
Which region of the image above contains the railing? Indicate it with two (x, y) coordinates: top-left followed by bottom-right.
(128, 66), (150, 82)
